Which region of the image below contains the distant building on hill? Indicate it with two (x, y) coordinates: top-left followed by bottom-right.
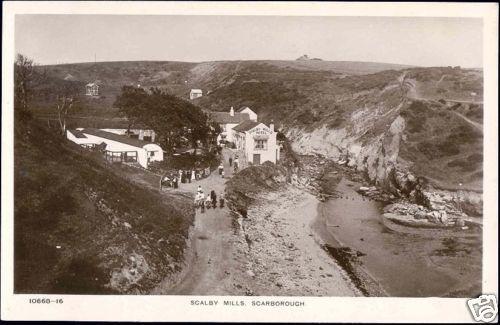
(190, 89), (203, 100)
(237, 106), (258, 121)
(209, 107), (251, 143)
(233, 120), (280, 165)
(66, 128), (163, 169)
(85, 82), (99, 96)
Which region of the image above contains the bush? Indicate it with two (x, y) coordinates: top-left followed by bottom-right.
(417, 141), (460, 160)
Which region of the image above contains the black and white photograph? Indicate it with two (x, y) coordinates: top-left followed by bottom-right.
(2, 1), (498, 323)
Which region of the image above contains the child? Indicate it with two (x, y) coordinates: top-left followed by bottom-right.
(205, 195), (212, 209)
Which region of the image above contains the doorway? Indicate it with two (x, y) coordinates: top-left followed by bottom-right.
(253, 154), (261, 165)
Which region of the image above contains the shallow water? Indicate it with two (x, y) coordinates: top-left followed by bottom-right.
(317, 178), (482, 297)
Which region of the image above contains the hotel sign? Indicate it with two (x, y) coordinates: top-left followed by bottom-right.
(249, 127), (272, 135)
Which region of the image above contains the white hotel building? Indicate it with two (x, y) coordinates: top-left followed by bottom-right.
(233, 120), (280, 165)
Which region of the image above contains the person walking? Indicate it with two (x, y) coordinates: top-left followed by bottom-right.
(229, 157), (233, 167)
(221, 170), (225, 178)
(205, 195), (212, 210)
(190, 170), (195, 183)
(210, 190), (217, 209)
(197, 185), (203, 194)
(161, 175), (170, 190)
(218, 163), (224, 175)
(234, 157), (239, 170)
(173, 176), (178, 189)
(219, 191), (225, 208)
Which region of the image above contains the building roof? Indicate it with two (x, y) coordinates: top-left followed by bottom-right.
(81, 128), (151, 148)
(232, 120), (261, 133)
(237, 106), (253, 113)
(68, 129), (87, 138)
(209, 112), (250, 124)
(190, 89), (202, 93)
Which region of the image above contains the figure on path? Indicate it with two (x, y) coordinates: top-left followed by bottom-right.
(205, 195), (212, 209)
(218, 163), (224, 175)
(229, 157), (233, 167)
(210, 190), (217, 209)
(219, 191), (225, 208)
(234, 157), (239, 171)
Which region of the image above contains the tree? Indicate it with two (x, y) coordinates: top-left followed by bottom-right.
(55, 80), (80, 135)
(114, 86), (219, 154)
(14, 54), (35, 121)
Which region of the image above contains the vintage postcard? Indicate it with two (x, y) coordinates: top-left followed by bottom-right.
(2, 1), (498, 323)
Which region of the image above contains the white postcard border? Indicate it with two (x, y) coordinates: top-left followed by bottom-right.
(2, 1), (498, 322)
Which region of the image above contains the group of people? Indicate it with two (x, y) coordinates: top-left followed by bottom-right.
(229, 156), (239, 173)
(161, 168), (211, 189)
(195, 185), (225, 213)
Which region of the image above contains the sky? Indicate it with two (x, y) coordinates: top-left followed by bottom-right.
(15, 15), (483, 67)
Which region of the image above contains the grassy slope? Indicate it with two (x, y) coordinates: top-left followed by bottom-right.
(399, 100), (483, 191)
(14, 119), (194, 294)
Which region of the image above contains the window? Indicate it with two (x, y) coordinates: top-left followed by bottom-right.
(254, 140), (267, 150)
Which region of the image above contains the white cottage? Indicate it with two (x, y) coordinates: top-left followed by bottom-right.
(210, 107), (251, 143)
(67, 128), (163, 169)
(232, 120), (280, 165)
(85, 83), (99, 96)
(190, 89), (203, 100)
(236, 106), (258, 121)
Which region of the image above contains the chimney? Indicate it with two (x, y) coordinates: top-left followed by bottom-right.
(269, 120), (275, 132)
(230, 106), (234, 116)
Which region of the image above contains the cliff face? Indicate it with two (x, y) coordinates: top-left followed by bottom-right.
(287, 94), (483, 217)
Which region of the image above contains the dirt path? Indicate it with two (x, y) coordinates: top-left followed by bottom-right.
(153, 148), (246, 295)
(451, 111), (483, 132)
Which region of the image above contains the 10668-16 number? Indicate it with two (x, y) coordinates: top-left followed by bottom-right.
(29, 298), (64, 304)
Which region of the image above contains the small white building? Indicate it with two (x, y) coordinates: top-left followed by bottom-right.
(190, 89), (203, 100)
(67, 128), (163, 169)
(210, 107), (251, 143)
(100, 128), (156, 142)
(233, 120), (280, 165)
(85, 83), (99, 96)
(237, 106), (258, 121)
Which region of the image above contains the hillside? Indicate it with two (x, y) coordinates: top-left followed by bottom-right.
(14, 119), (194, 294)
(31, 60), (483, 193)
(32, 60), (410, 115)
